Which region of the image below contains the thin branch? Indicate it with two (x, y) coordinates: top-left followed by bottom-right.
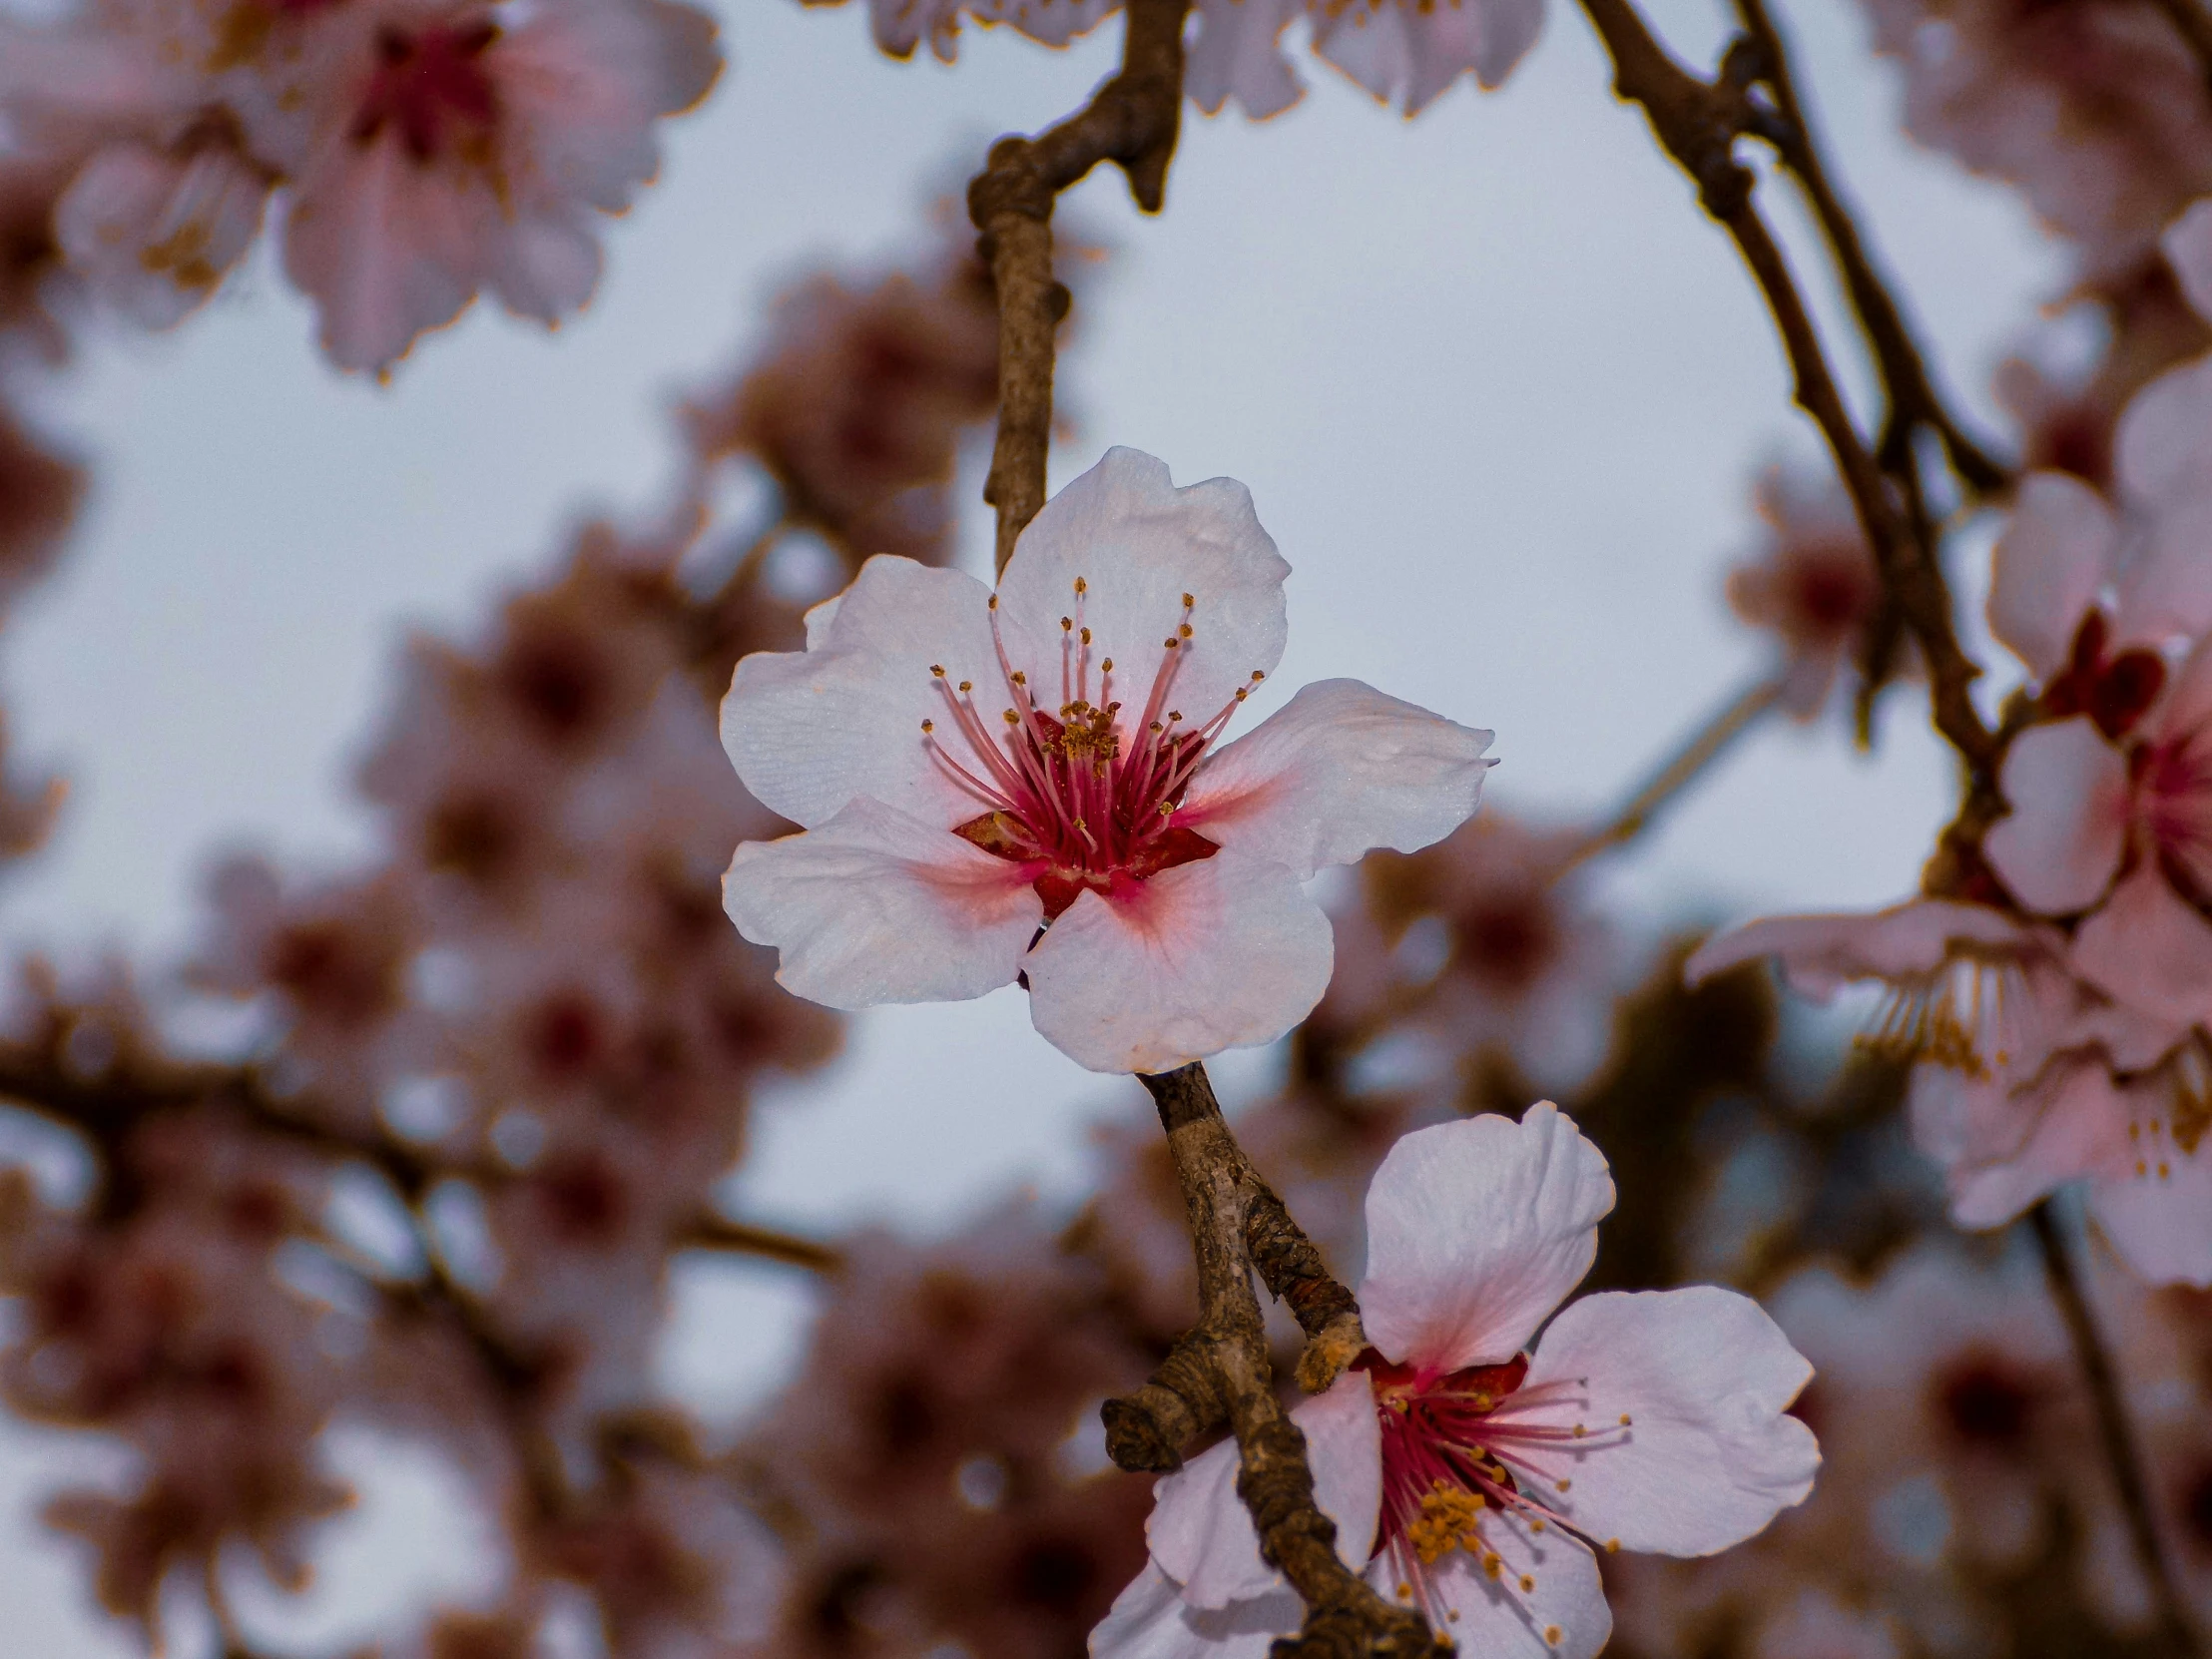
(1729, 0), (2006, 497)
(967, 0), (1192, 572)
(1571, 0), (1996, 776)
(1559, 675), (1781, 875)
(1103, 1064), (1441, 1659)
(680, 1215), (843, 1273)
(2028, 1202), (2199, 1658)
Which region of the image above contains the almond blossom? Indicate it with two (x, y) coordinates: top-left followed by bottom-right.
(719, 446), (1493, 1075)
(1725, 464), (1884, 720)
(1090, 1103), (1819, 1659)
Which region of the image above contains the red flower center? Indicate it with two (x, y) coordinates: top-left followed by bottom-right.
(927, 581), (1264, 919)
(352, 21), (501, 165)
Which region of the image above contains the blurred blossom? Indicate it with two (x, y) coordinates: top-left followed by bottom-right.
(1725, 465), (1884, 720)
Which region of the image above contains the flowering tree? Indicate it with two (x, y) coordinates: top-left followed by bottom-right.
(4, 0), (2212, 1657)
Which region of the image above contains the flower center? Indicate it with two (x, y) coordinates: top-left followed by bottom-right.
(921, 579), (1264, 919)
(352, 21), (501, 166)
(1859, 947), (2026, 1078)
(1357, 1350), (1630, 1644)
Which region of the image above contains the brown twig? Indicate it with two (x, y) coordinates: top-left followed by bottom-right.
(1102, 1064), (1442, 1659)
(681, 1214), (844, 1273)
(1558, 674), (1782, 876)
(1572, 0), (1996, 776)
(2028, 1202), (2201, 1658)
(967, 0), (1191, 573)
(2146, 0), (2212, 106)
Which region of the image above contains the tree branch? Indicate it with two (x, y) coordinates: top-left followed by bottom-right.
(2029, 1202), (2200, 1658)
(1559, 674), (1781, 875)
(1572, 0), (1997, 775)
(967, 0), (1192, 573)
(1100, 1064), (1441, 1659)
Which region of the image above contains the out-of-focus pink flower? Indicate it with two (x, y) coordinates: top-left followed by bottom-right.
(721, 446), (1493, 1074)
(1093, 1104), (1818, 1659)
(1725, 465), (1884, 719)
(841, 0), (1118, 62)
(1861, 0), (2212, 274)
(279, 0), (720, 372)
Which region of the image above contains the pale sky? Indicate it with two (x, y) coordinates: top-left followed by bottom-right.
(0, 0), (2065, 1649)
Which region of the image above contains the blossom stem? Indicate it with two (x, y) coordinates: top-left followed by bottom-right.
(966, 0), (1193, 574)
(1570, 0), (1997, 776)
(2028, 1200), (2200, 1657)
(1559, 674), (1782, 874)
(1104, 1062), (1443, 1659)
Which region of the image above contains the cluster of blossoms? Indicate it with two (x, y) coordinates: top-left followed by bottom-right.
(0, 0), (721, 371)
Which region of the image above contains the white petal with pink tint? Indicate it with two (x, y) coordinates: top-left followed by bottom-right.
(2073, 862), (2212, 1027)
(1985, 472), (2115, 679)
(2115, 357), (2212, 639)
(1371, 1507), (1610, 1659)
(2092, 1125), (2212, 1287)
(722, 797), (1040, 1008)
(484, 214), (603, 325)
(1181, 679), (1493, 880)
(1358, 1104), (1614, 1370)
(1024, 851), (1334, 1075)
(1148, 1372), (1380, 1609)
(2163, 197), (2212, 324)
(723, 554), (1002, 830)
(1187, 0), (1305, 117)
(994, 447), (1290, 731)
(1089, 1561), (1292, 1659)
(1931, 1059), (2127, 1228)
(1313, 0), (1544, 110)
(1684, 899), (2028, 998)
(1983, 718), (2130, 915)
(57, 142), (269, 329)
(1515, 1287), (1818, 1555)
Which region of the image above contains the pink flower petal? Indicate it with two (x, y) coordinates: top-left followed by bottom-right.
(1983, 718), (2129, 915)
(56, 142), (269, 329)
(1024, 850), (1334, 1074)
(1089, 1562), (1293, 1659)
(1187, 0), (1305, 118)
(722, 554), (1002, 830)
(2072, 862), (2212, 1026)
(1684, 900), (2028, 998)
(721, 796), (1040, 1009)
(2116, 353), (2212, 514)
(1910, 1057), (2127, 1228)
(1312, 0), (1543, 110)
(1358, 1104), (1614, 1370)
(1985, 472), (2115, 680)
(1180, 679), (1493, 880)
(2091, 1112), (2212, 1287)
(1516, 1288), (1816, 1556)
(2162, 197), (2212, 324)
(484, 214), (604, 326)
(2124, 489), (2212, 646)
(1147, 1372), (1380, 1609)
(1367, 1508), (1609, 1659)
(994, 448), (1290, 737)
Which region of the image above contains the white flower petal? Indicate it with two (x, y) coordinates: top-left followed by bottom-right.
(1515, 1287), (1818, 1556)
(2116, 353), (2212, 512)
(721, 796), (1040, 1009)
(1187, 0), (1305, 117)
(1931, 1058), (2125, 1229)
(1089, 1563), (1297, 1659)
(721, 554), (1002, 830)
(1148, 1372), (1380, 1609)
(1684, 900), (2029, 998)
(56, 142), (268, 329)
(1181, 680), (1492, 880)
(1024, 850), (1333, 1075)
(2072, 862), (2212, 1028)
(1358, 1104), (1614, 1370)
(1983, 718), (2129, 915)
(1985, 472), (2116, 679)
(995, 448), (1290, 736)
(1372, 1508), (1610, 1659)
(2163, 197), (2212, 324)
(2092, 1131), (2212, 1288)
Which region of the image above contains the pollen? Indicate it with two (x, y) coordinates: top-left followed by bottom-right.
(1619, 1413), (1633, 1426)
(1061, 617), (1073, 632)
(920, 720), (934, 733)
(1003, 710), (1020, 725)
(958, 680), (973, 693)
(1545, 1626), (1562, 1646)
(1519, 1574), (1535, 1593)
(1182, 591), (1194, 607)
(1163, 636), (1180, 650)
(1178, 622), (1193, 639)
(1081, 627), (1093, 645)
(1406, 1483), (1488, 1565)
(1555, 1479), (1571, 1492)
(1571, 1423), (1586, 1438)
(1073, 577), (1088, 594)
(931, 665), (947, 678)
(1604, 1538), (1620, 1553)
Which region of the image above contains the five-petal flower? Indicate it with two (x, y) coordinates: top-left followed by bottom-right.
(718, 447), (1493, 1074)
(1090, 1103), (1819, 1659)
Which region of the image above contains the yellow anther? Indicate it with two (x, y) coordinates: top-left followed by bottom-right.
(1530, 1519), (1546, 1534)
(931, 665), (947, 677)
(1571, 1424), (1586, 1438)
(1102, 658), (1114, 673)
(1163, 636), (1180, 650)
(1003, 710), (1019, 725)
(1619, 1413), (1633, 1427)
(1010, 671), (1026, 685)
(1251, 669), (1266, 681)
(1407, 1484), (1488, 1565)
(988, 594), (998, 610)
(920, 720), (934, 733)
(1604, 1538), (1620, 1553)
(1447, 1610), (1460, 1624)
(1519, 1575), (1534, 1593)
(2161, 1162), (2173, 1178)
(1074, 577), (1087, 594)
(1483, 1555), (1502, 1579)
(1178, 623), (1193, 639)
(958, 680), (973, 693)
(1395, 1584), (1411, 1600)
(1182, 592), (1194, 607)
(2138, 1160), (2151, 1176)
(1081, 627), (1093, 645)
(1555, 1479), (1571, 1492)
(1061, 616), (1073, 632)
(1545, 1626), (1562, 1646)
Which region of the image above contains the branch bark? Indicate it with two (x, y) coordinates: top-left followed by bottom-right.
(1100, 1064), (1441, 1659)
(2029, 1202), (2201, 1658)
(967, 0), (1192, 573)
(1572, 0), (1997, 775)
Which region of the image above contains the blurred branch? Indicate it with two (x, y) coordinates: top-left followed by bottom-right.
(2145, 0), (2212, 104)
(2028, 1202), (2201, 1658)
(1102, 1063), (1441, 1659)
(967, 0), (1191, 573)
(681, 1215), (843, 1273)
(1572, 0), (1997, 775)
(1560, 675), (1782, 875)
